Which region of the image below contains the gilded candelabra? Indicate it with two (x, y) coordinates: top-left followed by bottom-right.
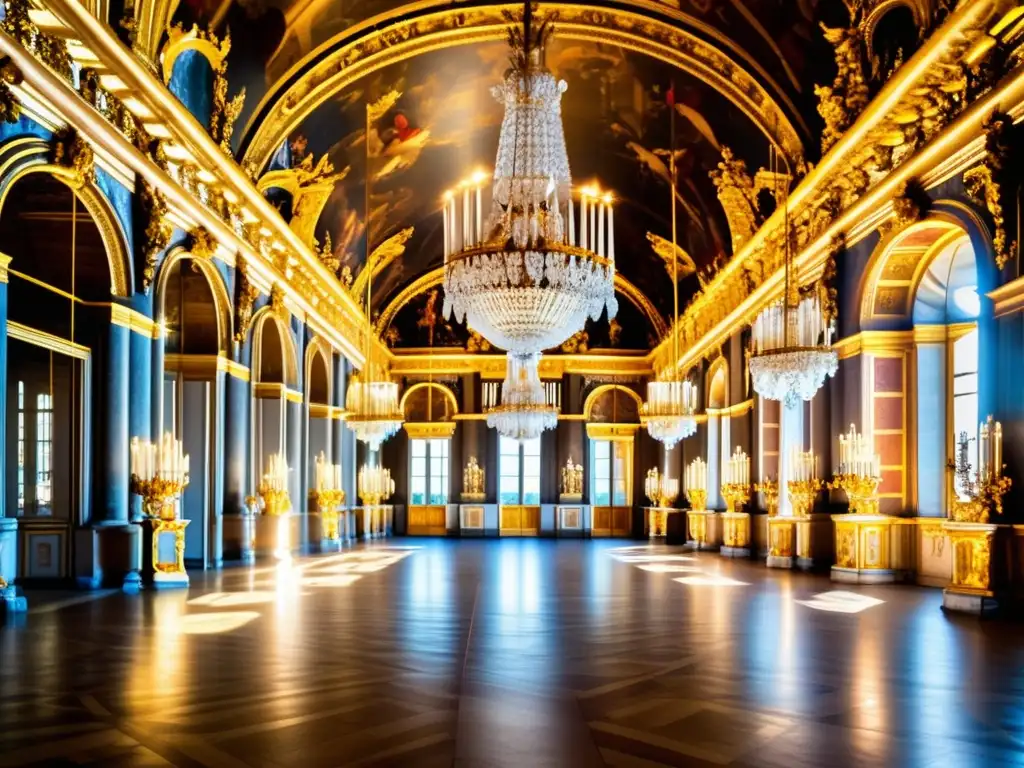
(828, 473), (880, 515)
(358, 464), (394, 506)
(947, 418), (1012, 524)
(721, 483), (750, 514)
(645, 467), (679, 508)
(560, 457), (583, 501)
(313, 488), (346, 538)
(788, 478), (823, 516)
(686, 487), (707, 513)
(755, 478), (779, 516)
(463, 456), (486, 502)
(259, 452), (291, 516)
(129, 434), (189, 521)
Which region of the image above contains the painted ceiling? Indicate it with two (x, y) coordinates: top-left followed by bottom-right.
(172, 0), (864, 351)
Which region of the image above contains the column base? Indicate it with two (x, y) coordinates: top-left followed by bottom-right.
(74, 523), (142, 591)
(720, 546), (750, 558)
(766, 555), (793, 569)
(320, 538), (344, 553)
(150, 571), (190, 589)
(1, 584), (27, 614)
(942, 587), (998, 615)
(831, 566), (896, 584)
(796, 556), (818, 571)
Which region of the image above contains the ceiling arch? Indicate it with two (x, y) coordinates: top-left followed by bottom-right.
(238, 3), (806, 172)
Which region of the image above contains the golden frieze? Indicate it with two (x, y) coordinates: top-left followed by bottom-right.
(139, 180), (172, 295)
(0, 56), (23, 124)
(963, 109), (1016, 270)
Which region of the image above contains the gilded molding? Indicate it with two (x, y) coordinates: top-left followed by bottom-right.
(390, 350), (652, 378)
(0, 56), (23, 124)
(814, 0), (869, 155)
(50, 127), (95, 190)
(160, 24), (231, 85)
(352, 227), (415, 300)
(833, 330), (915, 359)
(240, 3), (803, 172)
(582, 384), (644, 421)
(0, 251), (10, 283)
(586, 423), (641, 440)
(399, 381), (459, 416)
(110, 303), (159, 338)
(404, 421), (457, 439)
(963, 109), (1016, 269)
(187, 226), (217, 262)
(234, 259), (261, 343)
(7, 320), (91, 359)
(257, 153), (349, 252)
(709, 146), (761, 253)
(139, 179), (171, 294)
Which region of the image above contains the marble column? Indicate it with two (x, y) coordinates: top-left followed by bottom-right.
(222, 365), (252, 561)
(128, 326), (152, 522)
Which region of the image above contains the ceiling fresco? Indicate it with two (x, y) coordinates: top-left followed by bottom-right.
(284, 38), (773, 349)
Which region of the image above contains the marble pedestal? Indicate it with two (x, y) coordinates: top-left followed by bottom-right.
(831, 514), (896, 583)
(140, 518), (190, 589)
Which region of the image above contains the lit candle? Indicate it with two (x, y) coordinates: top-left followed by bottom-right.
(475, 182), (483, 245)
(597, 200), (605, 257)
(580, 193), (588, 250)
(607, 197), (614, 261)
(568, 193), (575, 246)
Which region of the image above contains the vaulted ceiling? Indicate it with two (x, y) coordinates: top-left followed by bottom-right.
(172, 0), (922, 351)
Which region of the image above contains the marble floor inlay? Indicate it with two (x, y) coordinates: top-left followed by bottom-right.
(3, 539), (1024, 767)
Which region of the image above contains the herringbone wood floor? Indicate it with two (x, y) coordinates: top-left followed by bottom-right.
(2, 540), (1024, 767)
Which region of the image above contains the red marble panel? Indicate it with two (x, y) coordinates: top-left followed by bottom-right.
(762, 426), (779, 453)
(761, 398), (779, 422)
(879, 467), (904, 496)
(873, 357), (903, 393)
(876, 433), (903, 467)
(762, 454), (778, 480)
(874, 397), (904, 430)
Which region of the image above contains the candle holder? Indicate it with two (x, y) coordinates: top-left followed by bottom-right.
(313, 488), (346, 539)
(788, 478), (823, 517)
(947, 419), (1012, 524)
(463, 456), (486, 502)
(645, 467), (679, 508)
(721, 483), (750, 514)
(258, 484), (292, 516)
(755, 479), (779, 516)
(130, 474), (188, 521)
(358, 465), (394, 507)
(827, 473), (880, 515)
(129, 435), (190, 521)
(686, 487), (707, 513)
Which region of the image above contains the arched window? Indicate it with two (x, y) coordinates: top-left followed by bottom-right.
(499, 436), (541, 505)
(952, 328), (979, 498)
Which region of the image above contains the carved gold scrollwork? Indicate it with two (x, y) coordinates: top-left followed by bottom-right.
(963, 110), (1016, 270)
(140, 180), (172, 294)
(257, 153), (350, 251)
(50, 128), (95, 190)
(0, 57), (23, 124)
(187, 226), (217, 262)
(234, 260), (260, 343)
(270, 283), (288, 319)
(814, 1), (869, 155)
(891, 178), (930, 230)
(709, 146), (762, 253)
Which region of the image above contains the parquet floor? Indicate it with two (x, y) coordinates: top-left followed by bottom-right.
(3, 539), (1024, 767)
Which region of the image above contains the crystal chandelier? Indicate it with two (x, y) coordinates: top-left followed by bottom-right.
(642, 83), (697, 448)
(441, 5), (616, 439)
(747, 148), (837, 407)
(345, 93), (403, 449)
(485, 351), (558, 441)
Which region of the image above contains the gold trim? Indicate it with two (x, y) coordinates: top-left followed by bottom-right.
(159, 24), (229, 86)
(0, 252), (10, 283)
(309, 403), (335, 419)
(223, 359), (250, 382)
(7, 320), (90, 359)
(707, 399), (754, 417)
(586, 423), (640, 440)
(390, 351), (652, 378)
(834, 330), (916, 359)
(110, 304), (160, 339)
(253, 381), (304, 402)
(399, 381), (459, 417)
(989, 276), (1024, 318)
(583, 384), (644, 421)
(404, 421), (456, 439)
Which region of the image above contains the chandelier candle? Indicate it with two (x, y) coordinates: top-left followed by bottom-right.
(787, 448), (822, 517)
(829, 424), (881, 515)
(313, 452), (346, 544)
(685, 457), (708, 511)
(129, 433), (190, 520)
(721, 447), (751, 514)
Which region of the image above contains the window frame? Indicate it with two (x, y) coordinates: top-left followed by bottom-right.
(498, 435), (541, 505)
(590, 438), (633, 506)
(409, 437), (450, 505)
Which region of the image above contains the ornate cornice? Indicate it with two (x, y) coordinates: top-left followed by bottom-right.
(651, 0), (1024, 375)
(239, 2), (804, 172)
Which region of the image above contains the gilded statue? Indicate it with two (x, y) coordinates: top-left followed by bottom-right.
(560, 457), (583, 499)
(462, 456), (485, 501)
(814, 0), (868, 154)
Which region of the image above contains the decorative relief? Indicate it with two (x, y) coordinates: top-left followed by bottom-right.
(139, 180), (172, 294)
(210, 54), (246, 155)
(0, 56), (23, 124)
(963, 110), (1016, 270)
(51, 127), (95, 189)
(1, 0), (72, 83)
(270, 283), (288, 319)
(234, 260), (260, 343)
(709, 146), (762, 252)
(949, 532), (993, 592)
(891, 178), (930, 229)
(258, 153), (349, 251)
(187, 226), (217, 262)
(814, 0), (869, 155)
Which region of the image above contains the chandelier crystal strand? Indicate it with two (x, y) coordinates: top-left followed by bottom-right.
(345, 92), (404, 449)
(643, 81), (697, 447)
(747, 146), (837, 407)
(485, 351), (558, 441)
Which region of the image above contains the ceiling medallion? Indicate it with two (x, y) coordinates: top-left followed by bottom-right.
(748, 149), (837, 407)
(642, 82), (697, 449)
(441, 3), (616, 439)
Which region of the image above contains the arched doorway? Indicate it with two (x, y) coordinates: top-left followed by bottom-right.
(0, 172), (121, 581)
(706, 359), (729, 510)
(859, 214), (984, 516)
(584, 384), (642, 537)
(305, 339), (335, 545)
(400, 382), (458, 536)
(156, 251), (230, 567)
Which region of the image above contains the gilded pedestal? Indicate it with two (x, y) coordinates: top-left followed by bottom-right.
(942, 521), (999, 614)
(720, 512), (751, 557)
(141, 518), (190, 589)
(646, 507), (682, 541)
(830, 514), (895, 583)
(766, 516), (795, 568)
(687, 510), (717, 550)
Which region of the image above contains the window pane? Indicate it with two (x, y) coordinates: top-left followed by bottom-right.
(499, 436), (519, 457)
(593, 483), (610, 505)
(523, 455), (540, 478)
(431, 438), (449, 458)
(499, 476), (520, 505)
(500, 452), (520, 479)
(523, 479), (540, 504)
(523, 437), (541, 456)
(953, 373), (978, 396)
(595, 440), (610, 460)
(612, 478), (628, 506)
(411, 476), (426, 505)
(953, 330), (979, 376)
(411, 456), (427, 478)
(411, 439), (427, 458)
